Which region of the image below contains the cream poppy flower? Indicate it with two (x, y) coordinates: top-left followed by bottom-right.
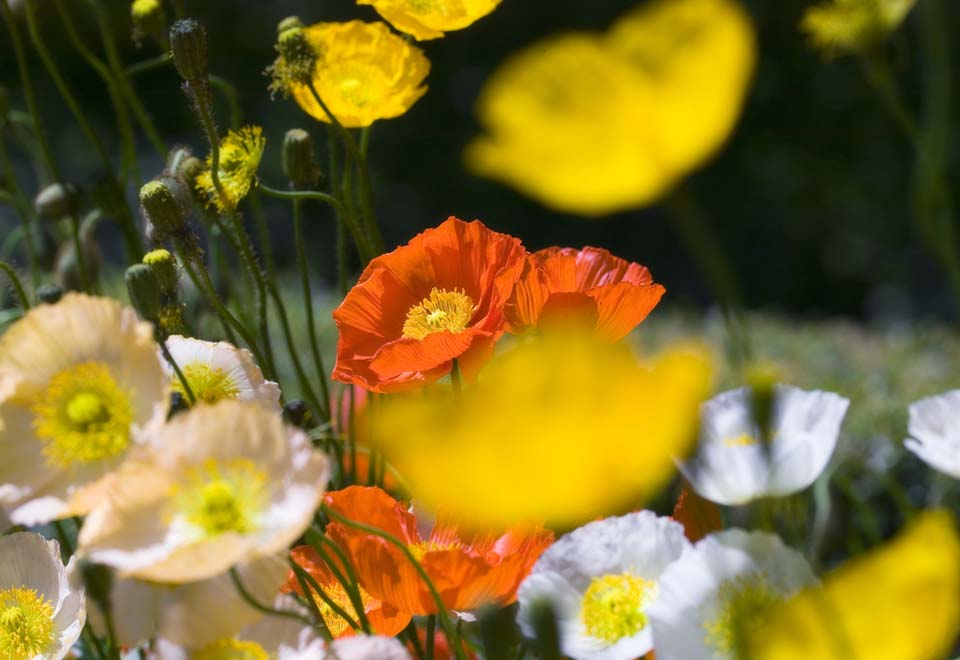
(77, 400), (330, 583)
(647, 529), (816, 660)
(163, 336), (280, 410)
(325, 635), (413, 660)
(678, 385), (849, 506)
(516, 512), (689, 660)
(0, 532), (85, 660)
(904, 390), (960, 478)
(0, 293), (169, 525)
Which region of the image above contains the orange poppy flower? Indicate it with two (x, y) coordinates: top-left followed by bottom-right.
(323, 486), (554, 615)
(505, 246), (665, 341)
(282, 545), (411, 638)
(332, 217), (527, 393)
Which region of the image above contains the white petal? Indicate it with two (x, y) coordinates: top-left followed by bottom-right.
(905, 390), (960, 478)
(325, 635), (413, 660)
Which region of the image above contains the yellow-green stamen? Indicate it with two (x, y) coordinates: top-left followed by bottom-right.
(0, 588), (56, 660)
(581, 573), (658, 643)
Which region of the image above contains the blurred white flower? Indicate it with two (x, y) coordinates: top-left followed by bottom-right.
(648, 529), (816, 660)
(904, 390), (960, 478)
(679, 385), (849, 505)
(517, 511), (689, 660)
(325, 635), (413, 660)
(0, 532), (85, 660)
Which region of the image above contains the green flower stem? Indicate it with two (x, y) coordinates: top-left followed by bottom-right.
(405, 623), (427, 660)
(229, 567), (317, 628)
(157, 334), (196, 405)
(309, 538), (372, 635)
(190, 82), (227, 205)
(0, 134), (39, 285)
(209, 74), (243, 130)
(321, 505), (469, 660)
(357, 126), (384, 253)
(328, 125), (350, 296)
(310, 531), (372, 632)
(0, 261), (30, 311)
(248, 191), (277, 276)
(81, 626), (109, 660)
(289, 561), (337, 640)
(425, 614), (436, 660)
(125, 53), (172, 77)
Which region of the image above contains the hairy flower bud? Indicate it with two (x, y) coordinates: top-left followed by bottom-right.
(34, 183), (79, 220)
(131, 0), (167, 48)
(282, 399), (311, 429)
(35, 283), (62, 305)
(169, 18), (208, 82)
(142, 248), (179, 294)
(140, 179), (187, 242)
(125, 263), (163, 321)
(282, 128), (319, 187)
(267, 16), (318, 97)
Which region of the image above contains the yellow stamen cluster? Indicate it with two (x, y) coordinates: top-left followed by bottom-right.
(32, 361), (134, 467)
(176, 459), (268, 537)
(192, 638), (270, 660)
(402, 287), (476, 340)
(408, 539), (462, 562)
(723, 433), (758, 447)
(580, 573), (658, 644)
(0, 588), (56, 660)
(313, 582), (374, 638)
(174, 362), (241, 406)
(704, 572), (782, 657)
(195, 126), (266, 214)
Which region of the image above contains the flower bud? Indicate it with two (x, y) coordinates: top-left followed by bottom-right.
(282, 129), (319, 188)
(745, 361), (782, 445)
(142, 248), (179, 294)
(34, 183), (79, 220)
(282, 399), (311, 429)
(56, 240), (100, 291)
(267, 16), (317, 96)
(169, 18), (208, 82)
(125, 263), (162, 321)
(159, 303), (185, 336)
(140, 179), (187, 242)
(131, 0), (167, 48)
(35, 283), (62, 305)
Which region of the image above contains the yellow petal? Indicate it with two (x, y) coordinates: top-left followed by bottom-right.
(357, 0), (501, 41)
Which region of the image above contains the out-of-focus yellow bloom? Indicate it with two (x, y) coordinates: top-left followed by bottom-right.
(802, 0), (917, 55)
(357, 0), (502, 41)
(465, 0), (755, 217)
(377, 333), (713, 529)
(290, 21), (430, 128)
(748, 510), (960, 660)
(195, 126), (265, 214)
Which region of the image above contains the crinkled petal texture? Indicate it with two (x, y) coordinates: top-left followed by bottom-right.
(332, 217), (527, 392)
(747, 511), (960, 660)
(325, 635), (413, 660)
(77, 400), (330, 583)
(0, 532), (86, 660)
(0, 293), (169, 525)
(358, 0), (502, 41)
(648, 529), (816, 660)
(164, 335), (281, 410)
(291, 21), (430, 128)
(465, 0), (755, 216)
(378, 334), (713, 528)
(904, 390), (960, 478)
(324, 486), (553, 616)
(517, 512), (689, 660)
(678, 385), (849, 506)
(505, 246), (665, 341)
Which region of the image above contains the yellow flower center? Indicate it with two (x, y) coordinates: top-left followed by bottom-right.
(32, 361), (134, 467)
(402, 287), (476, 340)
(0, 588), (56, 660)
(703, 572), (783, 657)
(723, 433), (757, 447)
(580, 573), (658, 644)
(408, 539), (462, 562)
(175, 459), (268, 537)
(174, 363), (241, 406)
(409, 0), (446, 14)
(191, 639), (269, 660)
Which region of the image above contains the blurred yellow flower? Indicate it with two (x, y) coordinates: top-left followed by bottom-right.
(465, 0), (755, 217)
(290, 21), (430, 128)
(358, 0), (502, 41)
(802, 0), (917, 55)
(748, 510), (960, 660)
(376, 333), (713, 529)
(195, 126), (265, 214)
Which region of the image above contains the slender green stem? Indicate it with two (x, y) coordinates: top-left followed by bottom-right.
(0, 134), (39, 284)
(81, 625), (109, 660)
(125, 53), (171, 77)
(102, 603), (121, 660)
(289, 562), (335, 640)
(0, 261), (30, 311)
(405, 623), (427, 660)
(310, 539), (371, 634)
(157, 334), (196, 404)
(293, 197), (331, 408)
(191, 81), (227, 204)
(229, 567), (316, 627)
(450, 359), (462, 395)
(860, 52), (918, 139)
(426, 614), (436, 660)
(209, 74), (243, 130)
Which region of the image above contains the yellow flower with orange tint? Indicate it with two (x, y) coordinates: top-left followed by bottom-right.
(195, 126), (266, 213)
(747, 510), (960, 660)
(377, 333), (713, 528)
(290, 21), (430, 128)
(465, 0), (755, 216)
(358, 0), (502, 41)
(802, 0), (917, 55)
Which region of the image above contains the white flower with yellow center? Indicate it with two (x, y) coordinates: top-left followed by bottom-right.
(516, 511), (689, 660)
(0, 293), (169, 525)
(904, 390), (960, 478)
(0, 532), (85, 660)
(77, 399), (330, 583)
(648, 529), (816, 660)
(324, 635), (413, 660)
(163, 336), (280, 410)
(678, 385), (849, 505)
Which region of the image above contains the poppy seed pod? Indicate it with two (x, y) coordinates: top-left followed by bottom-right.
(169, 18), (208, 82)
(139, 179), (187, 242)
(34, 183), (79, 220)
(282, 129), (318, 187)
(125, 264), (163, 321)
(35, 282), (63, 305)
(142, 248), (179, 294)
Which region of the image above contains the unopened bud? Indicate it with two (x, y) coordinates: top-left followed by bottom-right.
(142, 248), (179, 294)
(140, 179), (187, 242)
(34, 183), (79, 220)
(745, 361), (782, 445)
(282, 129), (318, 188)
(169, 18), (208, 82)
(282, 399), (311, 429)
(35, 283), (62, 305)
(131, 0), (167, 47)
(56, 241), (100, 291)
(125, 264), (162, 321)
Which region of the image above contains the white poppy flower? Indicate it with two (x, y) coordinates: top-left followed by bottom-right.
(516, 511), (689, 660)
(325, 635), (413, 660)
(77, 400), (330, 583)
(0, 532), (85, 660)
(904, 390), (960, 478)
(648, 529), (816, 660)
(679, 385), (849, 505)
(163, 335), (280, 410)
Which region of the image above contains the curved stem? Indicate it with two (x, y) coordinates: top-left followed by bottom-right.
(288, 562), (336, 640)
(293, 198), (331, 409)
(209, 74), (243, 130)
(157, 334), (196, 404)
(229, 567), (316, 628)
(125, 53), (171, 77)
(0, 134), (39, 285)
(0, 261), (31, 311)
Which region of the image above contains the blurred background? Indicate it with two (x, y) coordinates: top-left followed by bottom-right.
(1, 0), (957, 322)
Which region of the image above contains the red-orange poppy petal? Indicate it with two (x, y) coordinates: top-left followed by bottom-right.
(370, 327), (491, 377)
(324, 486), (419, 542)
(504, 255), (549, 334)
(589, 280), (666, 341)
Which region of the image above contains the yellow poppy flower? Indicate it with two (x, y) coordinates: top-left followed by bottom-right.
(802, 0), (918, 55)
(747, 510), (960, 660)
(465, 0), (755, 217)
(290, 21), (430, 128)
(195, 126), (266, 214)
(357, 0), (502, 41)
(376, 332), (713, 529)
